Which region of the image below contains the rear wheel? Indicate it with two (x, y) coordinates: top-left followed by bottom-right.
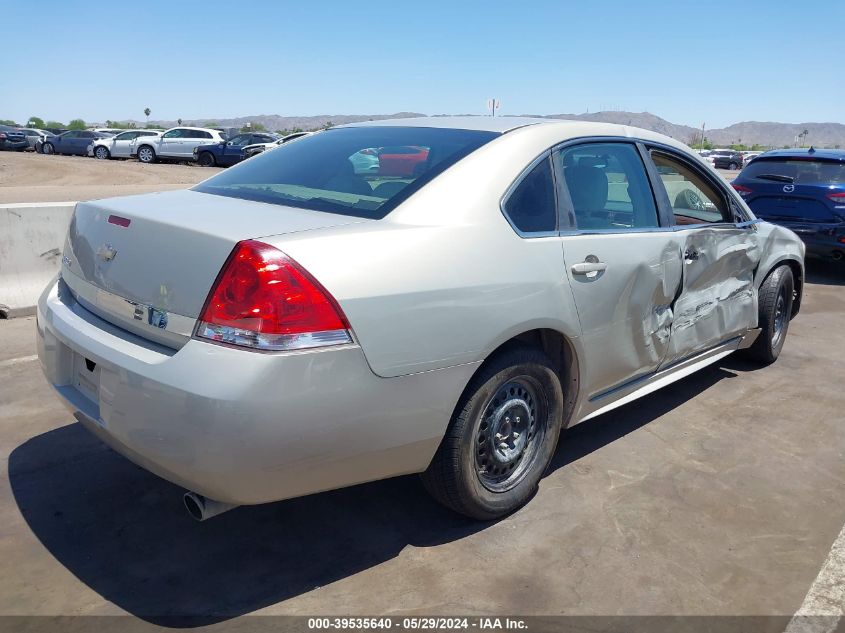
(421, 346), (564, 520)
(197, 151), (216, 167)
(137, 145), (156, 164)
(744, 265), (794, 365)
(94, 146), (110, 160)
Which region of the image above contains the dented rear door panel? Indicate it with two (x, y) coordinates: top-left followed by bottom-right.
(560, 232), (682, 399)
(661, 225), (761, 366)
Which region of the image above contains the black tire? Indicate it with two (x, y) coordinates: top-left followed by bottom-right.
(421, 346), (564, 520)
(729, 162), (738, 170)
(137, 145), (156, 164)
(43, 142), (54, 155)
(94, 146), (110, 160)
(197, 151), (216, 167)
(744, 265), (794, 365)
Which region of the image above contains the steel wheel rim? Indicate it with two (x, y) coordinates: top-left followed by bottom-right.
(772, 289), (786, 346)
(475, 376), (548, 493)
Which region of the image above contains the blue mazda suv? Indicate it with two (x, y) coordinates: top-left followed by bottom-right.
(732, 148), (845, 263)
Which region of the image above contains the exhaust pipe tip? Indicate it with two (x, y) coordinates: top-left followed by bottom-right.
(183, 491), (238, 522)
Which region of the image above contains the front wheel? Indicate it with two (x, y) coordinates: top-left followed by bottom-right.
(421, 346), (564, 520)
(94, 146), (110, 160)
(743, 265), (794, 365)
(197, 151), (216, 167)
(42, 142), (55, 155)
(137, 145), (156, 163)
(729, 162), (738, 170)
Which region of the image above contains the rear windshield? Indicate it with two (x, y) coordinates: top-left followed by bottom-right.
(742, 158), (845, 185)
(193, 126), (498, 218)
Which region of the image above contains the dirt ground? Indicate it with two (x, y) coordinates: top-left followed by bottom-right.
(0, 151), (222, 203)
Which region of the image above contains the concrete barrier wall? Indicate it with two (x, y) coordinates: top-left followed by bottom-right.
(0, 202), (76, 318)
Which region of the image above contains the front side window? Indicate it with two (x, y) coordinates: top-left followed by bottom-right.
(194, 126), (497, 219)
(228, 134), (250, 146)
(163, 129), (183, 139)
(651, 151), (731, 225)
(115, 132), (134, 141)
(502, 157), (557, 234)
(558, 142), (659, 230)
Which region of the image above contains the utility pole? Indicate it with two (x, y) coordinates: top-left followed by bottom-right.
(700, 122), (706, 151)
(487, 98), (500, 117)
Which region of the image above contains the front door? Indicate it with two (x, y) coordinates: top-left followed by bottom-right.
(647, 149), (761, 366)
(554, 141), (682, 399)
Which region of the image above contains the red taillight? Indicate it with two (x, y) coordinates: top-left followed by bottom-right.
(732, 183), (752, 197)
(827, 192), (845, 204)
(196, 240), (351, 351)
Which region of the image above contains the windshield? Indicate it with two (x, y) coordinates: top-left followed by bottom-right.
(193, 126), (498, 219)
(742, 158), (845, 185)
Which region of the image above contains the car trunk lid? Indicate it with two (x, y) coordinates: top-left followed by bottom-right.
(61, 189), (366, 348)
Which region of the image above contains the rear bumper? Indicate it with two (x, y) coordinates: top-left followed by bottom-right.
(0, 139), (28, 150)
(36, 276), (477, 504)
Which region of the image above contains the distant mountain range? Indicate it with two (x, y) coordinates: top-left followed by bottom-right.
(124, 111), (845, 148)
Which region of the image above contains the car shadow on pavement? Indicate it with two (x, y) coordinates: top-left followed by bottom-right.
(548, 363), (738, 475)
(9, 363), (739, 626)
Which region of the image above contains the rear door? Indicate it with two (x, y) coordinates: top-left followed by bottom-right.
(554, 140), (682, 399)
(647, 148), (761, 366)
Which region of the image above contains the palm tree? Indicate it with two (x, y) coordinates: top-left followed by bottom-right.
(144, 107), (151, 124)
(802, 129), (809, 147)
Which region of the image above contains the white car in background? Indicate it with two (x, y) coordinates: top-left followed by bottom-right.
(89, 130), (161, 160)
(131, 126), (226, 163)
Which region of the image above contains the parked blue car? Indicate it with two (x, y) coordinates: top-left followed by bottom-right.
(192, 131), (279, 167)
(37, 130), (111, 156)
(732, 148), (845, 263)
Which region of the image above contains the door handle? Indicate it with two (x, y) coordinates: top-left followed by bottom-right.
(571, 261), (608, 275)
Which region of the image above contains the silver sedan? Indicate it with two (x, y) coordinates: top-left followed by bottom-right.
(37, 117), (805, 520)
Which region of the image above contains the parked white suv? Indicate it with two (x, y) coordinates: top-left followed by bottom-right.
(131, 127), (225, 163)
(89, 130), (161, 160)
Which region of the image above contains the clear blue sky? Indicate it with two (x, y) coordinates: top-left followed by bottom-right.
(2, 0), (842, 128)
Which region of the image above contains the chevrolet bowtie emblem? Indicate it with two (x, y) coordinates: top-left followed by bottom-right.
(97, 243), (118, 262)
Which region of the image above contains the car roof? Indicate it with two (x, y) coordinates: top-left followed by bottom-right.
(755, 148), (845, 161)
(340, 116), (553, 133)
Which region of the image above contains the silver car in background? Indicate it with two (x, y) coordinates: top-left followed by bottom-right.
(37, 117), (804, 521)
(89, 129), (162, 160)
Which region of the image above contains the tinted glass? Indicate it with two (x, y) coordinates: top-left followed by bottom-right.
(651, 151), (731, 224)
(742, 159), (845, 185)
(115, 132), (133, 140)
(503, 157), (557, 233)
(228, 134), (250, 145)
(194, 126), (498, 219)
(558, 143), (659, 230)
(163, 129), (182, 138)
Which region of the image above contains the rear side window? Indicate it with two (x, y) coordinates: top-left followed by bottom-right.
(650, 151), (731, 224)
(502, 157), (557, 234)
(194, 126), (498, 219)
(742, 159), (845, 185)
(558, 143), (659, 230)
